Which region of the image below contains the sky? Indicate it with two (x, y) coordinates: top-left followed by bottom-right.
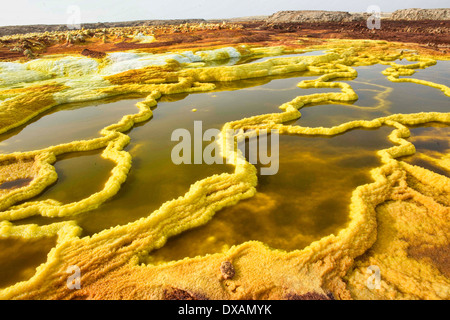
(0, 0), (447, 26)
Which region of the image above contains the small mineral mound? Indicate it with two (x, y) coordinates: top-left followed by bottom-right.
(266, 10), (367, 23)
(220, 261), (235, 280)
(163, 287), (209, 300)
(286, 292), (335, 300)
(391, 8), (450, 21)
(81, 48), (106, 59)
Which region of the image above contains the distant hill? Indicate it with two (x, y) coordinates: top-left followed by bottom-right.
(265, 10), (370, 23)
(0, 19), (206, 37)
(391, 8), (450, 20)
(265, 8), (449, 24)
(1, 8), (449, 38)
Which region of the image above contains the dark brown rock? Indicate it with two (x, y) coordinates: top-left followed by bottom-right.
(286, 292), (335, 300)
(81, 48), (106, 59)
(163, 287), (209, 300)
(220, 261), (235, 280)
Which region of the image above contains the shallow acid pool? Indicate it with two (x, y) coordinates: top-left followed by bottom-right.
(146, 126), (393, 264)
(401, 123), (450, 177)
(1, 53), (449, 279)
(0, 236), (56, 288)
(0, 95), (145, 154)
(295, 64), (450, 127)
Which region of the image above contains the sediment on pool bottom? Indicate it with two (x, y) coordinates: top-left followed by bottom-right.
(29, 150), (115, 205)
(400, 124), (449, 178)
(0, 178), (33, 191)
(144, 126), (393, 265)
(0, 96), (144, 154)
(0, 236), (57, 289)
(72, 73), (343, 235)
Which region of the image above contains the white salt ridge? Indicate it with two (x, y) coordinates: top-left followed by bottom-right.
(0, 47), (242, 86)
(0, 62), (51, 86)
(0, 62), (27, 72)
(101, 54), (167, 75)
(196, 47), (241, 61)
(133, 33), (156, 43)
(107, 52), (141, 63)
(101, 47), (241, 75)
(53, 75), (112, 104)
(26, 57), (99, 78)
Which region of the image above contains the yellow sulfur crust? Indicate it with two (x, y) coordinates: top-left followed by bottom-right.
(0, 40), (448, 300)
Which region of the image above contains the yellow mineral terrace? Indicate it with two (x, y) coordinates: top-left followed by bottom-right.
(0, 39), (448, 300)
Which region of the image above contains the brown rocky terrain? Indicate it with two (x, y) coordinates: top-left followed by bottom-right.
(1, 8), (449, 38)
(0, 19), (206, 37)
(261, 20), (450, 49)
(265, 8), (450, 24)
(0, 9), (448, 62)
(266, 10), (369, 23)
(391, 8), (450, 20)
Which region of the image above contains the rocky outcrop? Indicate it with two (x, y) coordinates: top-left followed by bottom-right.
(391, 8), (450, 20)
(266, 9), (450, 24)
(266, 10), (369, 23)
(0, 19), (206, 37)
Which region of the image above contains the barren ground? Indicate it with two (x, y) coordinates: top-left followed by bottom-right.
(0, 20), (448, 62)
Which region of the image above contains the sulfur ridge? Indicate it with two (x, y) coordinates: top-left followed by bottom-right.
(0, 40), (448, 300)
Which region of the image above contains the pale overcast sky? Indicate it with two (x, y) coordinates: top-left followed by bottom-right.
(0, 0), (447, 26)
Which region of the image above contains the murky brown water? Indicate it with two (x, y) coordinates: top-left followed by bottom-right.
(147, 126), (393, 264)
(401, 123), (449, 177)
(0, 236), (56, 288)
(0, 94), (144, 154)
(295, 64), (450, 127)
(31, 149), (116, 204)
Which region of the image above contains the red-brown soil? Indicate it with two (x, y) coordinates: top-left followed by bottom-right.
(261, 20), (450, 48)
(0, 20), (448, 62)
